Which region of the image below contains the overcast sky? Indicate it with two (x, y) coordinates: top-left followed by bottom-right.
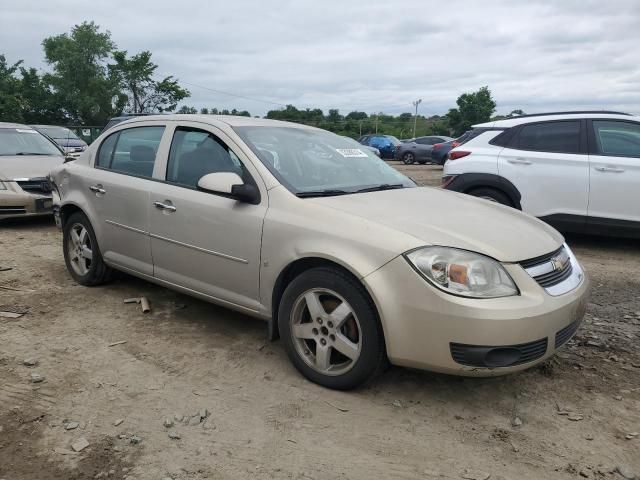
(1, 0), (639, 117)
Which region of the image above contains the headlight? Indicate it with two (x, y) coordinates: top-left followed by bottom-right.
(405, 246), (519, 298)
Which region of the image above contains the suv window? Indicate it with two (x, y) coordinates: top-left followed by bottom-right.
(166, 127), (243, 188)
(96, 126), (165, 177)
(517, 121), (581, 154)
(593, 120), (640, 158)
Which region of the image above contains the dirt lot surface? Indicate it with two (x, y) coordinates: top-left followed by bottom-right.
(1, 163), (639, 480)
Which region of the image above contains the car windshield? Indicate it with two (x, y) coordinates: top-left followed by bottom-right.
(0, 128), (62, 156)
(35, 126), (80, 140)
(235, 126), (415, 196)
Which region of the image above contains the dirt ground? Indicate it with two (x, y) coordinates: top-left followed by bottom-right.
(1, 163), (639, 480)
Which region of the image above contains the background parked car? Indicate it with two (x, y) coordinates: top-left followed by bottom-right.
(358, 134), (401, 159)
(0, 122), (65, 219)
(443, 111), (640, 237)
(341, 136), (380, 157)
(395, 135), (453, 164)
(31, 125), (88, 157)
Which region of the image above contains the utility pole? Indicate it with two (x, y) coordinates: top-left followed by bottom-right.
(375, 113), (379, 134)
(412, 99), (422, 138)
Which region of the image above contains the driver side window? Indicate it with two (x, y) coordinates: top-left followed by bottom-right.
(166, 127), (243, 188)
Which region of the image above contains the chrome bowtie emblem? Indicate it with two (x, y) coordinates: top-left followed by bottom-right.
(551, 254), (569, 272)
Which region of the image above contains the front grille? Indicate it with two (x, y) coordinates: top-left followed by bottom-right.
(450, 337), (548, 368)
(520, 246), (573, 288)
(0, 206), (27, 214)
(555, 320), (581, 349)
(16, 178), (52, 194)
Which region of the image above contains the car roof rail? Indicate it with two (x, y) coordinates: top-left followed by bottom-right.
(505, 110), (631, 119)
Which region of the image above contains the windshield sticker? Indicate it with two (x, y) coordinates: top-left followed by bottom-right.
(16, 129), (38, 133)
(335, 148), (368, 158)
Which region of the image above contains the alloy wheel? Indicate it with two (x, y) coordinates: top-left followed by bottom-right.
(290, 288), (362, 376)
(67, 223), (93, 276)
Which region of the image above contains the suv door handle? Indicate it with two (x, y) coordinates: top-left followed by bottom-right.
(507, 158), (532, 165)
(89, 184), (106, 194)
(153, 201), (177, 212)
(595, 166), (625, 173)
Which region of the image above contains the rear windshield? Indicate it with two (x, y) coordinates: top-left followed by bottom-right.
(0, 128), (62, 156)
(34, 126), (80, 140)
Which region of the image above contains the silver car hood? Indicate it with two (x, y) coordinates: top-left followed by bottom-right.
(0, 154), (64, 180)
(309, 186), (564, 262)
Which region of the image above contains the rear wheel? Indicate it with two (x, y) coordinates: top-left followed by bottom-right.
(402, 152), (415, 165)
(63, 212), (112, 286)
(468, 187), (513, 207)
(278, 267), (386, 390)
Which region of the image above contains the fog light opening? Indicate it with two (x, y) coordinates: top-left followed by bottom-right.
(484, 348), (522, 367)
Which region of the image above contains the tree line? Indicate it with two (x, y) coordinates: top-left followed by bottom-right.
(0, 21), (521, 137)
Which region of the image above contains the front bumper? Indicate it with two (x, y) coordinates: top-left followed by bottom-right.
(363, 255), (589, 376)
(0, 184), (53, 220)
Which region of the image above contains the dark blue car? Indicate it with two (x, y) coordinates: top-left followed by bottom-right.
(358, 134), (401, 159)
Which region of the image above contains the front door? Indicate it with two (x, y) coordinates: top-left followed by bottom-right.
(587, 119), (640, 230)
(497, 119), (589, 221)
(85, 123), (168, 275)
(149, 124), (267, 312)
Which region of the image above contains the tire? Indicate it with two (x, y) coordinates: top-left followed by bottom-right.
(278, 267), (386, 390)
(468, 187), (513, 207)
(63, 212), (112, 286)
(402, 152), (415, 165)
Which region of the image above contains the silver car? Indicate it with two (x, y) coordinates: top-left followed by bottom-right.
(0, 122), (65, 219)
(50, 115), (588, 390)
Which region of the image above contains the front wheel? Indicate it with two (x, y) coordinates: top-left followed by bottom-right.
(402, 152), (415, 164)
(63, 212), (112, 286)
(468, 187), (513, 207)
(278, 267), (386, 390)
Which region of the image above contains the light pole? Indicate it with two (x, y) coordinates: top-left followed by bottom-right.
(412, 99), (422, 138)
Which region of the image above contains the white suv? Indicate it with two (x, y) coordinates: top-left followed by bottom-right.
(442, 111), (640, 237)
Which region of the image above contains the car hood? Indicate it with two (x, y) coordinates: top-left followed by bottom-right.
(309, 187), (564, 262)
(0, 155), (65, 180)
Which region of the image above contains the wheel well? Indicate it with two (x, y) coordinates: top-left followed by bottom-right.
(465, 186), (514, 206)
(59, 204), (84, 227)
(270, 258), (377, 340)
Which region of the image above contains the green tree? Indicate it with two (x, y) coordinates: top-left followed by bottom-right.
(177, 105), (198, 114)
(110, 50), (189, 113)
(0, 55), (23, 122)
(19, 66), (65, 124)
(446, 86), (496, 135)
(42, 21), (124, 124)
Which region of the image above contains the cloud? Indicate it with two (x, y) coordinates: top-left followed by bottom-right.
(1, 0), (638, 116)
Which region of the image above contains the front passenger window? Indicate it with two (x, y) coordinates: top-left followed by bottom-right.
(166, 128), (243, 188)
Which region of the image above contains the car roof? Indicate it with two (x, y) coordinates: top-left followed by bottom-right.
(0, 122), (35, 130)
(30, 124), (70, 129)
(473, 112), (638, 129)
(112, 114), (320, 130)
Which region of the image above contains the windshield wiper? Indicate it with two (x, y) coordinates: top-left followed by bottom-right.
(354, 183), (405, 193)
(296, 189), (351, 198)
(14, 152), (52, 156)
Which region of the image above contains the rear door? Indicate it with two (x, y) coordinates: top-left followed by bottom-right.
(86, 123), (169, 275)
(587, 119), (640, 229)
(497, 120), (589, 221)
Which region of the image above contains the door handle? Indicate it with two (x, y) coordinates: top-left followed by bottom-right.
(153, 201), (177, 212)
(89, 184), (106, 194)
(507, 158), (532, 165)
(595, 166), (625, 173)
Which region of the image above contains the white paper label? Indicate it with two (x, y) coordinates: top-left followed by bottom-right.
(336, 148), (368, 158)
(16, 128), (38, 133)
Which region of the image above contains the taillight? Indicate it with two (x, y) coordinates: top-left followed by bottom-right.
(448, 150), (471, 160)
(451, 141), (460, 148)
(432, 143), (442, 150)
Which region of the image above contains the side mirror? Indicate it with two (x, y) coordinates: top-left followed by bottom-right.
(197, 172), (259, 204)
(64, 156), (76, 163)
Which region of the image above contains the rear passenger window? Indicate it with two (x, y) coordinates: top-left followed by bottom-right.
(593, 120), (640, 158)
(166, 128), (243, 188)
(517, 121), (581, 154)
(96, 126), (165, 178)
